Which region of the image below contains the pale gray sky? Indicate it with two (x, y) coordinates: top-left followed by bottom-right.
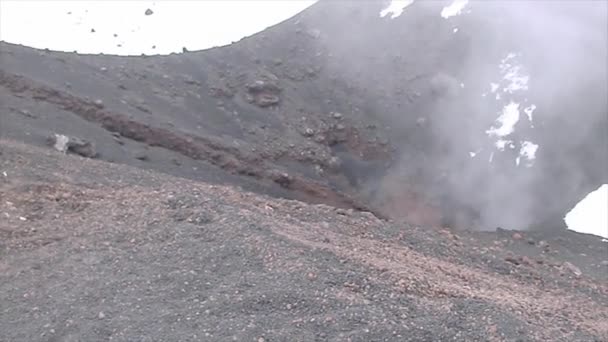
(0, 0), (317, 55)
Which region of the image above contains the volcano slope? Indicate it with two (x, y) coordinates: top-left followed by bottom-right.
(1, 140), (608, 341)
(1, 0), (608, 340)
(1, 0), (606, 230)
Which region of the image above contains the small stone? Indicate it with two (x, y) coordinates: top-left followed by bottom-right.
(135, 153), (149, 161)
(303, 128), (314, 137)
(527, 238), (535, 245)
(505, 255), (521, 265)
(328, 156), (341, 169)
(335, 124), (346, 131)
(332, 112), (343, 119)
(98, 311), (106, 319)
(600, 260), (608, 267)
(307, 29), (321, 39)
(512, 232), (523, 240)
(307, 272), (317, 280)
(100, 67), (107, 72)
(145, 8), (154, 15)
(93, 99), (104, 108)
(521, 256), (533, 266)
(562, 261), (582, 277)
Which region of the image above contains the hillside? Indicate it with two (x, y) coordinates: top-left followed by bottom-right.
(1, 140), (607, 341)
(1, 0), (607, 340)
(1, 0), (606, 230)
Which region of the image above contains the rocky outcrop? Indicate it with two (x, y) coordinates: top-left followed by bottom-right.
(47, 133), (97, 158)
(245, 79), (281, 107)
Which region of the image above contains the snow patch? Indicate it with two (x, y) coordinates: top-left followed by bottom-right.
(487, 101), (520, 137)
(524, 104), (536, 122)
(469, 149), (482, 158)
(453, 27), (459, 33)
(441, 0), (469, 19)
(499, 53), (529, 93)
(482, 52), (538, 166)
(566, 184), (608, 239)
(495, 139), (514, 151)
(519, 141), (538, 160)
(380, 0), (415, 19)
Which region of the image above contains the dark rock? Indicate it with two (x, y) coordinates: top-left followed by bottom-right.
(209, 86), (234, 98)
(302, 128), (315, 137)
(272, 172), (292, 188)
(246, 80), (281, 94)
(145, 8), (154, 15)
(562, 262), (582, 277)
(47, 134), (97, 158)
(246, 80), (281, 107)
(17, 109), (37, 119)
(256, 94), (280, 107)
(135, 153), (149, 161)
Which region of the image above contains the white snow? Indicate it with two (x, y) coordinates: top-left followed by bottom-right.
(495, 139), (514, 151)
(483, 52), (538, 165)
(499, 53), (530, 93)
(380, 0), (415, 19)
(453, 27), (459, 33)
(566, 184), (608, 239)
(487, 101), (520, 137)
(519, 141), (538, 161)
(441, 0), (469, 19)
(523, 104), (536, 122)
(469, 150), (481, 158)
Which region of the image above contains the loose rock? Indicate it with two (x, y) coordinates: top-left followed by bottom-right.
(47, 134), (97, 158)
(562, 262), (582, 277)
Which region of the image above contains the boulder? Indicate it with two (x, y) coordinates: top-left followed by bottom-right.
(47, 134), (97, 158)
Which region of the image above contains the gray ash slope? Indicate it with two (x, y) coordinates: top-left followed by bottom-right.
(1, 140), (607, 341)
(1, 0), (606, 230)
(1, 1), (608, 339)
